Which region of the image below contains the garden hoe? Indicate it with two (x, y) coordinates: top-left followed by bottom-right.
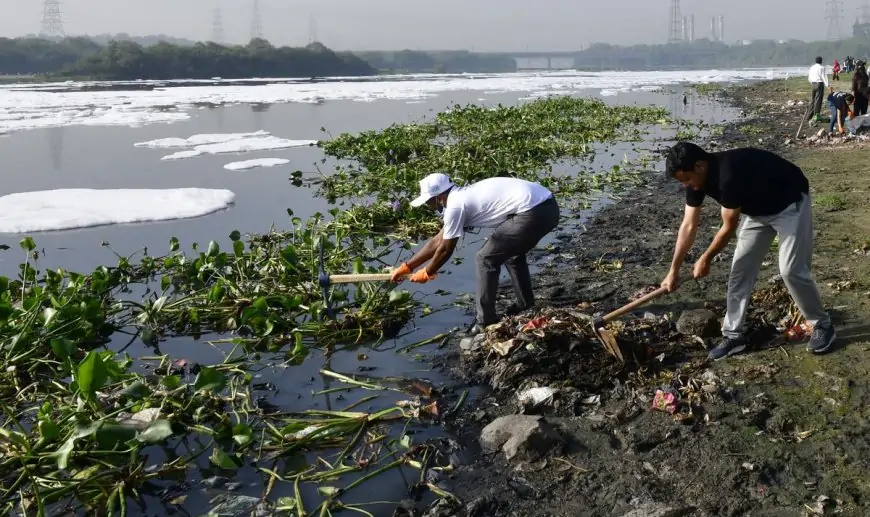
(317, 240), (408, 319)
(591, 285), (669, 363)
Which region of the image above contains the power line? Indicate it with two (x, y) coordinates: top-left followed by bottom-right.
(39, 0), (66, 38)
(250, 0), (263, 41)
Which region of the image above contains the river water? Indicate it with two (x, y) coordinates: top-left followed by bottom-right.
(0, 67), (801, 515)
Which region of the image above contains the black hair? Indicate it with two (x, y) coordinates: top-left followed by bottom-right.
(846, 93), (856, 103)
(664, 142), (709, 179)
(815, 56), (823, 64)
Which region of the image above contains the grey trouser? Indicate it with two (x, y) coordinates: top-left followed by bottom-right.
(808, 82), (825, 119)
(476, 197), (560, 325)
(722, 192), (830, 339)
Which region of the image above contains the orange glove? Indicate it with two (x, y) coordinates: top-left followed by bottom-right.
(390, 263), (412, 282)
(409, 268), (436, 283)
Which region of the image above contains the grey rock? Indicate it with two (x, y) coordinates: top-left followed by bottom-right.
(620, 503), (697, 517)
(479, 415), (562, 461)
(675, 309), (719, 338)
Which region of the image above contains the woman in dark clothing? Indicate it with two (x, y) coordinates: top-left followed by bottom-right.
(853, 62), (869, 116)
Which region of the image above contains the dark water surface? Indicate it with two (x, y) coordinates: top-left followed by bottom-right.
(0, 79), (741, 515)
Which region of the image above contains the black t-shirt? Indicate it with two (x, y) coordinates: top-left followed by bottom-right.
(685, 147), (810, 216)
(829, 91), (851, 112)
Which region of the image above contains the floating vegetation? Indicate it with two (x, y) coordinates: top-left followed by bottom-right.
(0, 213), (445, 514)
(318, 96), (668, 200)
(1, 94), (682, 515)
(312, 96), (669, 239)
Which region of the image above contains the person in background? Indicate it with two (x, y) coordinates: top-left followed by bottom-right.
(390, 173), (559, 333)
(806, 56), (828, 122)
(827, 89), (855, 136)
(852, 61), (869, 116)
(661, 142), (837, 360)
(832, 59), (841, 81)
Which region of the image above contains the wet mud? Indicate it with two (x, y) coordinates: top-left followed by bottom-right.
(420, 82), (870, 517)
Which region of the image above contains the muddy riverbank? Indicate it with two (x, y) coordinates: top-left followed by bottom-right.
(423, 79), (870, 517)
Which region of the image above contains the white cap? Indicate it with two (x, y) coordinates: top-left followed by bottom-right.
(409, 173), (455, 207)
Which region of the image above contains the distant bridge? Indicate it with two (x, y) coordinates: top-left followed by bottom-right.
(479, 47), (723, 71)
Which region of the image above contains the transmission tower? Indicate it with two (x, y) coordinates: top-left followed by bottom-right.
(860, 0), (870, 24)
(211, 8), (225, 43)
(826, 0), (844, 41)
(39, 0), (66, 38)
(308, 14), (318, 44)
(250, 0), (263, 40)
(668, 0), (682, 43)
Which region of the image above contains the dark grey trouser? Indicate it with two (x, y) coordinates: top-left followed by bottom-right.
(476, 197), (560, 325)
(722, 193), (831, 339)
(808, 82), (825, 119)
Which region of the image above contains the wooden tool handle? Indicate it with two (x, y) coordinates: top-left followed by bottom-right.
(328, 273), (395, 284)
(602, 286), (669, 323)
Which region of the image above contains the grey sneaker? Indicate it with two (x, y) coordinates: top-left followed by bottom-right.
(707, 337), (747, 361)
(808, 324), (837, 354)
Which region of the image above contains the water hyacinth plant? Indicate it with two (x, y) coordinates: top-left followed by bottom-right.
(1, 94), (676, 515)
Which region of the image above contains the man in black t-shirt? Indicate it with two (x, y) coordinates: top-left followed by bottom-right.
(661, 142), (836, 360)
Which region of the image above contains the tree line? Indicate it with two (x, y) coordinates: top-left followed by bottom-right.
(7, 35), (870, 81)
(0, 37), (375, 79)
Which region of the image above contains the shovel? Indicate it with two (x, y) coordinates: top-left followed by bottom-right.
(591, 285), (669, 363)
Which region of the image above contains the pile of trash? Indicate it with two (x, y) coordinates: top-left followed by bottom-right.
(459, 305), (691, 394)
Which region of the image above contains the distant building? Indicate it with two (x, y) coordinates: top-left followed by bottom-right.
(854, 19), (870, 39)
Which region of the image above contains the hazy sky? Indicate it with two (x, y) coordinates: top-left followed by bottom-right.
(0, 0), (860, 50)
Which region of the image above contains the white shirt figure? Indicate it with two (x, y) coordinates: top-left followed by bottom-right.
(808, 63), (829, 87)
(441, 177), (553, 240)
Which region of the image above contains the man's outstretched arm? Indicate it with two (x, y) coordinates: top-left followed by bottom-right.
(662, 204), (701, 291)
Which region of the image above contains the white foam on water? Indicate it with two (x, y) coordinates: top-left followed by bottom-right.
(0, 188), (235, 233)
(600, 89), (620, 97)
(223, 158), (290, 171)
(135, 131), (270, 149)
(160, 136), (316, 161)
(0, 68), (806, 134)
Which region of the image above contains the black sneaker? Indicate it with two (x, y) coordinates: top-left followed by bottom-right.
(808, 324), (837, 354)
(707, 337), (747, 361)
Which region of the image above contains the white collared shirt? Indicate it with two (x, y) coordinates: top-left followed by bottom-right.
(808, 63), (829, 86)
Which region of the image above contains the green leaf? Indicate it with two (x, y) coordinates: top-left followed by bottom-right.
(229, 230), (241, 241)
(50, 338), (76, 360)
(38, 419), (60, 442)
(77, 351), (108, 400)
(95, 423), (137, 450)
(233, 240), (244, 256)
(161, 375), (182, 389)
(42, 307), (58, 327)
(232, 423), (253, 447)
(209, 447), (240, 470)
(194, 367), (227, 393)
(169, 237), (179, 252)
(19, 237), (36, 252)
(119, 380), (151, 401)
(207, 240), (220, 257)
(317, 486), (340, 497)
(137, 420), (174, 444)
(352, 258), (365, 274)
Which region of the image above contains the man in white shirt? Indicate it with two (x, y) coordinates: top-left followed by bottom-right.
(390, 173), (559, 330)
(807, 56), (829, 122)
